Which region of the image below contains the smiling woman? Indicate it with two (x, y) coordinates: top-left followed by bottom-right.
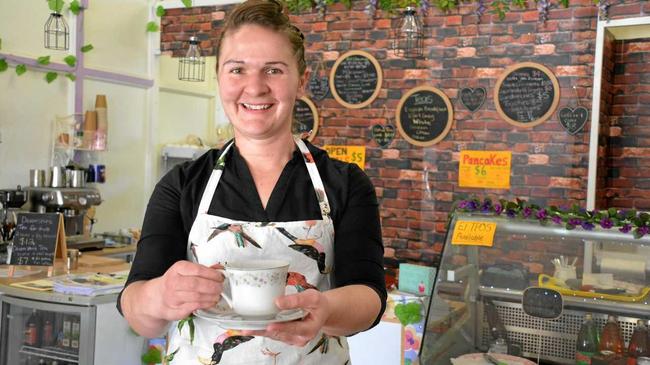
(118, 0), (387, 364)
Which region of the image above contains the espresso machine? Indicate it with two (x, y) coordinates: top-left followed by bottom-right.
(26, 187), (104, 250)
(0, 186), (28, 262)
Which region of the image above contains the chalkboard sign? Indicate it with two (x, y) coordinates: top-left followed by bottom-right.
(495, 62), (560, 128)
(329, 50), (382, 109)
(9, 213), (65, 266)
(292, 96), (319, 142)
(396, 86), (454, 147)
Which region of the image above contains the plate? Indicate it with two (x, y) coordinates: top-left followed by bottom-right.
(194, 307), (306, 330)
(452, 353), (536, 365)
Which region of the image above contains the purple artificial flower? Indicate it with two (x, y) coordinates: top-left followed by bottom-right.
(481, 200), (492, 213)
(568, 218), (582, 227)
(494, 203), (503, 215)
(536, 209), (548, 220)
(468, 200), (479, 210)
(581, 221), (595, 231)
(506, 209), (517, 218)
(551, 215), (563, 225)
(458, 200), (469, 209)
(619, 224), (632, 234)
(638, 226), (650, 237)
(600, 217), (614, 229)
(522, 207), (533, 218)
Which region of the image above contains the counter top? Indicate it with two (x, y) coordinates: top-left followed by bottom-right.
(0, 254), (131, 306)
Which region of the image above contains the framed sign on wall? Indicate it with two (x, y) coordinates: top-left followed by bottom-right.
(494, 62), (560, 128)
(396, 86), (454, 147)
(329, 50), (383, 109)
(292, 96), (319, 142)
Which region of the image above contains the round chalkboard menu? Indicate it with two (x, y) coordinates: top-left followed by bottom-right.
(495, 62), (560, 128)
(396, 86), (454, 147)
(329, 50), (382, 109)
(292, 96), (319, 142)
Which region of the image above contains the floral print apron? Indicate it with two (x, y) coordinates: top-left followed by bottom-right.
(166, 137), (350, 365)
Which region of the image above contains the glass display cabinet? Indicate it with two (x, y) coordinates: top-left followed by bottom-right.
(419, 212), (650, 364)
(0, 287), (144, 365)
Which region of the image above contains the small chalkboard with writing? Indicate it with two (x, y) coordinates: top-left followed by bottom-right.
(396, 86), (454, 147)
(292, 96), (319, 142)
(329, 50), (382, 109)
(495, 62), (560, 128)
(9, 213), (66, 267)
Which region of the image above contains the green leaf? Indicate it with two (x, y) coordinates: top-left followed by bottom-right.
(37, 56), (51, 65)
(63, 55), (76, 67)
(48, 0), (65, 13)
(560, 0), (570, 7)
(146, 21), (160, 32)
(16, 64), (27, 75)
(45, 72), (58, 83)
(188, 317), (195, 344)
(181, 0), (192, 7)
(156, 5), (165, 17)
(81, 44), (94, 53)
(607, 208), (617, 218)
(0, 59), (7, 73)
(163, 348), (179, 362)
(65, 72), (76, 81)
(394, 302), (422, 326)
(69, 0), (82, 15)
(140, 347), (163, 363)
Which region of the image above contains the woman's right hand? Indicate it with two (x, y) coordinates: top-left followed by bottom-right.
(150, 260), (225, 321)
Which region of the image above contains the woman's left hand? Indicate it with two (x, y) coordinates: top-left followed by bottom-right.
(241, 289), (331, 346)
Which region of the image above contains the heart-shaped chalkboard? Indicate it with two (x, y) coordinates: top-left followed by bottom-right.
(460, 87), (486, 112)
(372, 124), (396, 148)
(558, 107), (588, 135)
(309, 76), (330, 101)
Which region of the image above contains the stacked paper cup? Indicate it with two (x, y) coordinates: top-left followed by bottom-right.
(94, 95), (108, 150)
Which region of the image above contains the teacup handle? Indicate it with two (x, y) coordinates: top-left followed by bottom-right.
(216, 269), (233, 309)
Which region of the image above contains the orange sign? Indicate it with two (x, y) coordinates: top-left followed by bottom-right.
(451, 220), (497, 247)
(459, 150), (511, 189)
(323, 145), (365, 170)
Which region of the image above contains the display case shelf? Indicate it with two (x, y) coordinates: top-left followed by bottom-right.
(20, 345), (79, 363)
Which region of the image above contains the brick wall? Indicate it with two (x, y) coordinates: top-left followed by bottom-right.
(603, 37), (650, 210)
(161, 1), (650, 266)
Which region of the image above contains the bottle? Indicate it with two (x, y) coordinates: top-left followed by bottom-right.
(42, 312), (54, 347)
(24, 310), (40, 347)
(61, 315), (71, 348)
(488, 336), (508, 354)
(70, 315), (80, 350)
(600, 315), (624, 354)
(628, 320), (649, 365)
(576, 313), (599, 365)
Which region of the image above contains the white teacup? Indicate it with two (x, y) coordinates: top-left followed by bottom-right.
(217, 259), (289, 318)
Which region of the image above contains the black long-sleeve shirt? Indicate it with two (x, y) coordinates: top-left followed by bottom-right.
(119, 140), (386, 326)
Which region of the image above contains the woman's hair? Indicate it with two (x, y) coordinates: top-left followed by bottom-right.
(216, 0), (306, 74)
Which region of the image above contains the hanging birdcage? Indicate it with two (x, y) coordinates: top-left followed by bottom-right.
(44, 12), (69, 51)
(393, 7), (424, 59)
(178, 36), (206, 82)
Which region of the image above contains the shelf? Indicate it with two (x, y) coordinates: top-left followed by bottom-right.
(20, 345), (79, 363)
(162, 145), (210, 160)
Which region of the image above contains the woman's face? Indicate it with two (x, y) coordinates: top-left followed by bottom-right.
(218, 24), (308, 141)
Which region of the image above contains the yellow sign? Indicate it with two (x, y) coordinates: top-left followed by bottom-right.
(323, 145), (366, 170)
(459, 150), (511, 189)
(451, 220), (497, 247)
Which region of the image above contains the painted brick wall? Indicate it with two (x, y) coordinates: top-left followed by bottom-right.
(160, 0), (650, 266)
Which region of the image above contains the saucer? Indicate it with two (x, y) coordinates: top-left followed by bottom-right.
(194, 307), (306, 330)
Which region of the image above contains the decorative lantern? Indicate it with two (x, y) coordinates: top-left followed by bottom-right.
(178, 36), (206, 82)
(44, 12), (69, 50)
(393, 7), (423, 59)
